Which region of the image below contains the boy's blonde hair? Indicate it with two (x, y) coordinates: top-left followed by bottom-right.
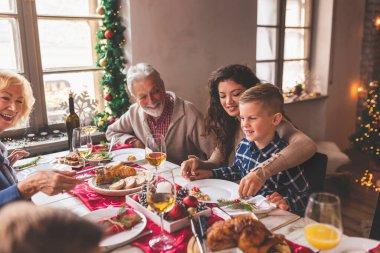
(0, 71), (35, 127)
(239, 83), (284, 115)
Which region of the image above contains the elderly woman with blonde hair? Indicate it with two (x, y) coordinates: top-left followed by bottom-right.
(0, 201), (103, 253)
(0, 71), (82, 206)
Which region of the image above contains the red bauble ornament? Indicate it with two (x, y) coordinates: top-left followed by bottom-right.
(109, 117), (116, 124)
(167, 204), (188, 220)
(104, 30), (113, 39)
(105, 93), (112, 101)
(183, 196), (198, 207)
(132, 194), (139, 202)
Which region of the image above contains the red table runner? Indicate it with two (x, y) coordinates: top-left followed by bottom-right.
(69, 154), (315, 253)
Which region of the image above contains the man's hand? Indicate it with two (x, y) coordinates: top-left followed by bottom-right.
(266, 192), (289, 210)
(8, 149), (29, 167)
(131, 139), (145, 149)
(238, 171), (264, 197)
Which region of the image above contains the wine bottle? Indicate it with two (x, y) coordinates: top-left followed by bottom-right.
(66, 92), (80, 151)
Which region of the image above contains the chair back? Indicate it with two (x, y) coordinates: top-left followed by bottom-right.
(301, 152), (328, 193)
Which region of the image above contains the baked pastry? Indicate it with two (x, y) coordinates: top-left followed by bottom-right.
(207, 215), (285, 253)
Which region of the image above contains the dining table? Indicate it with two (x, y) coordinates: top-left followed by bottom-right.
(15, 149), (380, 253)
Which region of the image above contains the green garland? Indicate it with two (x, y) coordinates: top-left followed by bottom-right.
(350, 81), (380, 163)
(94, 0), (131, 132)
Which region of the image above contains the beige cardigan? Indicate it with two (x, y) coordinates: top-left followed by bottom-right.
(106, 92), (214, 165)
(206, 119), (317, 182)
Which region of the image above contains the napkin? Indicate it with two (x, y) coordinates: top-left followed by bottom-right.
(98, 208), (142, 236)
(221, 195), (277, 216)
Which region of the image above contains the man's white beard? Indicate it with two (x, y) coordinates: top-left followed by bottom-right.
(142, 102), (165, 118)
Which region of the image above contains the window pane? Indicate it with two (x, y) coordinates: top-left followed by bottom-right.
(38, 20), (99, 69)
(256, 27), (277, 61)
(285, 0), (312, 27)
(257, 0), (278, 26)
(43, 71), (103, 125)
(36, 0), (100, 16)
(0, 18), (22, 70)
(256, 62), (276, 85)
(282, 60), (307, 92)
(0, 0), (16, 13)
(284, 28), (310, 60)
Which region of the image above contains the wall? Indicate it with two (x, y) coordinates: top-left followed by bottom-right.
(122, 0), (366, 150)
(325, 0), (365, 149)
(123, 0), (256, 112)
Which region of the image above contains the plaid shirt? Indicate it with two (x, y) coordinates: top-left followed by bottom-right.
(146, 94), (174, 139)
(212, 132), (310, 213)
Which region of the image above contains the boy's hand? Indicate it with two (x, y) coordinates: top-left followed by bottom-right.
(266, 192), (289, 210)
(238, 172), (264, 197)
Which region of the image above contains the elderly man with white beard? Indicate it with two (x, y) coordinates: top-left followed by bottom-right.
(105, 63), (213, 165)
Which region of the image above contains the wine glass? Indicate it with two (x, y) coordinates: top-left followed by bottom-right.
(304, 192), (342, 251)
(145, 135), (167, 172)
(146, 169), (177, 250)
(82, 125), (97, 135)
(72, 127), (93, 166)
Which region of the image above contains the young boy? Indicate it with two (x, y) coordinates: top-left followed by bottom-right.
(211, 83), (310, 214)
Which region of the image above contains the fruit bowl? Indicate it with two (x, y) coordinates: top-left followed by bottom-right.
(125, 185), (211, 233)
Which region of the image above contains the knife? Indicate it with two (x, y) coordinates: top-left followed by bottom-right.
(189, 216), (205, 253)
(75, 165), (105, 175)
(198, 215), (210, 252)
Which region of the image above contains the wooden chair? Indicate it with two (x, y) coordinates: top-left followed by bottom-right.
(302, 152), (328, 194)
(370, 193), (380, 240)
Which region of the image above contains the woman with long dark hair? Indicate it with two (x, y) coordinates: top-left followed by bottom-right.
(181, 64), (316, 197)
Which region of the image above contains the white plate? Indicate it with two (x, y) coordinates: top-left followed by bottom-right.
(16, 163), (72, 181)
(83, 207), (147, 250)
(326, 236), (379, 253)
(88, 169), (148, 196)
(184, 179), (239, 203)
(111, 148), (146, 163)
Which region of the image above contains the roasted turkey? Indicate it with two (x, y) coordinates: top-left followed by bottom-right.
(95, 162), (137, 185)
(207, 215), (285, 253)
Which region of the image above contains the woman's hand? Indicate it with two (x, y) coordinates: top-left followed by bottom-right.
(181, 157), (199, 180)
(8, 149), (30, 167)
(17, 170), (83, 199)
(266, 192), (289, 210)
(238, 171), (264, 197)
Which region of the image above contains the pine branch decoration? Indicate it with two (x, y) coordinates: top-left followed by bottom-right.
(94, 0), (131, 132)
(217, 199), (258, 212)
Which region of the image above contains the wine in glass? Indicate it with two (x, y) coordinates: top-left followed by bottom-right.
(304, 192), (342, 251)
(82, 125), (97, 135)
(146, 169), (176, 250)
(145, 135), (167, 172)
(72, 127), (93, 166)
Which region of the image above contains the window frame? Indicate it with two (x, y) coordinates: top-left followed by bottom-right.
(0, 0), (103, 139)
(256, 0), (313, 90)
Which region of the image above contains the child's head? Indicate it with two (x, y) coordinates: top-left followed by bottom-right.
(239, 83), (283, 146)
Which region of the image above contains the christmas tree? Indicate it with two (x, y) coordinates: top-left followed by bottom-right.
(94, 0), (131, 132)
(351, 81), (380, 163)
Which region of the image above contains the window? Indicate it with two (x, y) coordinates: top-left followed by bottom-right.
(256, 0), (312, 92)
(0, 0), (103, 137)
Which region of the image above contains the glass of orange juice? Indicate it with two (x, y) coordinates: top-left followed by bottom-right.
(304, 192), (342, 251)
